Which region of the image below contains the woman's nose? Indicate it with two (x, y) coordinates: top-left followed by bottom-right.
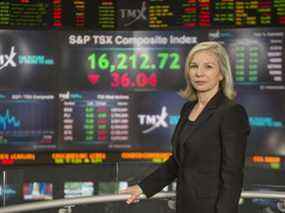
(195, 67), (204, 76)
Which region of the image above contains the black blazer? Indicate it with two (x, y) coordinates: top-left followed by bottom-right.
(138, 90), (250, 213)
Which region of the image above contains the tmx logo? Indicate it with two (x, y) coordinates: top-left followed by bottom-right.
(137, 106), (168, 134)
(119, 1), (147, 27)
(0, 46), (17, 70)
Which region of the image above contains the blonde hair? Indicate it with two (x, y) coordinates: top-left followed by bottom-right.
(179, 41), (236, 101)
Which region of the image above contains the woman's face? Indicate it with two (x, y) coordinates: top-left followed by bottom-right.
(188, 50), (223, 93)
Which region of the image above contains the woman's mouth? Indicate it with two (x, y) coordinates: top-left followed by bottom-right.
(195, 81), (206, 85)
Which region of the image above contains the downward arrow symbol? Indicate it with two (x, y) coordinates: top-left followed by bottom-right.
(88, 74), (100, 85)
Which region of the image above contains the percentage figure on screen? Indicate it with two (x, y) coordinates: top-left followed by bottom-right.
(111, 72), (157, 89)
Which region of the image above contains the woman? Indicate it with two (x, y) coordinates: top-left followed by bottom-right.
(120, 41), (250, 213)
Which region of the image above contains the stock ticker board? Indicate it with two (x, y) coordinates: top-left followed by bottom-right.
(61, 30), (284, 90)
(0, 0), (284, 29)
(0, 28), (284, 166)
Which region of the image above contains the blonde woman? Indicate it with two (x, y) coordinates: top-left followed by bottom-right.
(120, 41), (250, 213)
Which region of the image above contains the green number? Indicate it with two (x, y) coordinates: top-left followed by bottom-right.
(89, 53), (110, 70)
(85, 107), (94, 113)
(98, 54), (109, 70)
(88, 53), (96, 70)
(86, 130), (94, 135)
(85, 114), (94, 118)
(85, 119), (94, 124)
(117, 53), (128, 70)
(98, 125), (107, 129)
(140, 54), (150, 70)
(169, 53), (181, 70)
(158, 52), (168, 69)
(86, 136), (94, 141)
(129, 54), (137, 69)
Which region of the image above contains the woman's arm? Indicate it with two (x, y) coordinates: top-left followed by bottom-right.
(137, 102), (191, 198)
(216, 104), (250, 213)
(138, 155), (179, 198)
(122, 102), (190, 200)
(120, 155), (178, 204)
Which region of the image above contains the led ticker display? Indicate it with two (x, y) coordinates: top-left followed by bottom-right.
(0, 152), (109, 165)
(0, 0), (284, 30)
(0, 151), (173, 165)
(52, 152), (107, 164)
(250, 155), (282, 170)
(121, 152), (172, 163)
(52, 0), (62, 27)
(0, 92), (57, 151)
(148, 0), (178, 29)
(181, 0), (211, 28)
(0, 153), (36, 165)
(97, 0), (116, 29)
(0, 0), (50, 28)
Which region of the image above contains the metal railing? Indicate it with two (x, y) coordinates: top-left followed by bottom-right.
(0, 191), (285, 213)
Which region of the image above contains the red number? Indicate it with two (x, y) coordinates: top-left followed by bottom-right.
(149, 73), (158, 87)
(136, 72), (147, 88)
(121, 73), (131, 88)
(111, 72), (120, 89)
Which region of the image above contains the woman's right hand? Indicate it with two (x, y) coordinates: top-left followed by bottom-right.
(119, 184), (143, 204)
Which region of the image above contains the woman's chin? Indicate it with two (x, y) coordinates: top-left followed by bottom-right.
(193, 87), (209, 92)
(193, 85), (219, 94)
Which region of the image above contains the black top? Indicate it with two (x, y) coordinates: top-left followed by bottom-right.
(177, 119), (196, 162)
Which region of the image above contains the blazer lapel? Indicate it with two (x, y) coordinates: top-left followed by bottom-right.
(171, 102), (195, 166)
(178, 90), (227, 162)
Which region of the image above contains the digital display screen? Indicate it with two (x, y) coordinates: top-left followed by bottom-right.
(0, 0), (50, 28)
(23, 182), (53, 201)
(59, 91), (184, 152)
(60, 31), (200, 91)
(0, 1), (284, 29)
(98, 181), (128, 195)
(59, 92), (133, 151)
(210, 28), (285, 87)
(60, 29), (284, 91)
(64, 181), (95, 198)
(132, 92), (184, 151)
(237, 88), (285, 158)
(0, 185), (17, 199)
(0, 92), (57, 151)
(0, 31), (58, 91)
(0, 28), (283, 167)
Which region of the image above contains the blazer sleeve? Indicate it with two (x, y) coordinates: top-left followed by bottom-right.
(137, 102), (190, 198)
(138, 155), (179, 198)
(216, 104), (250, 213)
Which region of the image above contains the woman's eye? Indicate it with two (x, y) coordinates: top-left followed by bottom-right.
(189, 64), (197, 69)
(206, 65), (213, 69)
